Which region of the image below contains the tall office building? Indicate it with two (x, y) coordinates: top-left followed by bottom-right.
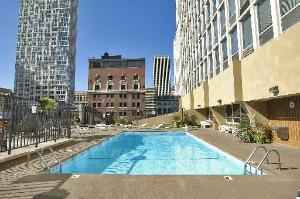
(153, 56), (171, 96)
(144, 88), (158, 118)
(174, 0), (300, 147)
(14, 0), (78, 103)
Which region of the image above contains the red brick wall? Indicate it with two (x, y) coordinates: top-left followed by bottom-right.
(87, 65), (145, 121)
(88, 67), (145, 91)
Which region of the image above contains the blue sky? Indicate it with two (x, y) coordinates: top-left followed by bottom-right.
(0, 0), (176, 90)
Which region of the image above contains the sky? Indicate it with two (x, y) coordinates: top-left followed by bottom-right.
(0, 0), (176, 91)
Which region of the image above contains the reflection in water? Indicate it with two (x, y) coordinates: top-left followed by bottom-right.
(50, 132), (247, 175)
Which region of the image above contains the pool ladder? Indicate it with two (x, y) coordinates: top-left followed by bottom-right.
(244, 146), (281, 175)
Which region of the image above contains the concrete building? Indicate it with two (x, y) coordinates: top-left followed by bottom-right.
(144, 88), (158, 118)
(157, 95), (180, 115)
(174, 0), (300, 147)
(14, 0), (78, 103)
(153, 56), (171, 96)
(88, 53), (145, 123)
(144, 87), (179, 117)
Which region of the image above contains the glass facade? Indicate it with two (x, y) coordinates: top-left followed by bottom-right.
(15, 0), (78, 102)
(174, 0), (299, 95)
(230, 27), (239, 55)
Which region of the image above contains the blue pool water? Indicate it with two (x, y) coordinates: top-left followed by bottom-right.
(50, 132), (255, 175)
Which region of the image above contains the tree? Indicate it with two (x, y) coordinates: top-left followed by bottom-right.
(39, 97), (57, 112)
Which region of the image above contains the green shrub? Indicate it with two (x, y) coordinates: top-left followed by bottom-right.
(237, 119), (272, 144)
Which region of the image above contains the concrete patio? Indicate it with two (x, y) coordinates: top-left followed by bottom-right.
(0, 128), (299, 199)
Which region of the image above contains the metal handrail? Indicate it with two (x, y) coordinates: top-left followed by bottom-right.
(256, 149), (281, 175)
(244, 146), (269, 175)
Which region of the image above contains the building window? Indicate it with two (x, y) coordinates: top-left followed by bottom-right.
(257, 0), (273, 45)
(134, 84), (139, 90)
(240, 0), (250, 14)
(204, 60), (208, 80)
(137, 102), (140, 107)
(213, 17), (218, 44)
(137, 93), (140, 99)
(124, 94), (127, 98)
(203, 34), (207, 56)
(95, 85), (100, 90)
(124, 102), (127, 107)
(222, 38), (228, 61)
(221, 38), (228, 70)
(132, 94), (135, 99)
(132, 102), (136, 107)
(280, 0), (300, 16)
(121, 85), (126, 90)
(228, 0), (236, 24)
(220, 5), (226, 35)
(215, 48), (220, 75)
(121, 75), (125, 80)
(111, 103), (114, 107)
(133, 75), (139, 80)
(94, 79), (101, 90)
(209, 55), (213, 79)
(207, 27), (212, 51)
(108, 85), (112, 90)
(106, 103), (109, 107)
(242, 13), (253, 50)
(212, 0), (218, 14)
(230, 27), (239, 56)
(119, 103), (122, 107)
(93, 103), (96, 108)
(196, 67), (200, 85)
(280, 0), (300, 31)
(206, 2), (211, 23)
(108, 75), (113, 80)
(200, 64), (204, 82)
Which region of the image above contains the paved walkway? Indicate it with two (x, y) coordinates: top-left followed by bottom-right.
(0, 128), (299, 199)
(191, 128), (300, 177)
(0, 138), (103, 199)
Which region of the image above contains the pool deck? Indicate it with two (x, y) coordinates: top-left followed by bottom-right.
(1, 128), (300, 199)
(0, 138), (71, 164)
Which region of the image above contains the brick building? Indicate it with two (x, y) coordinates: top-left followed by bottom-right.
(88, 53), (145, 123)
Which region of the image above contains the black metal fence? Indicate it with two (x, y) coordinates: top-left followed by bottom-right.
(0, 95), (72, 154)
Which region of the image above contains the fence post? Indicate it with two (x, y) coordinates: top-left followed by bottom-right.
(67, 107), (71, 138)
(7, 94), (15, 155)
(34, 113), (39, 148)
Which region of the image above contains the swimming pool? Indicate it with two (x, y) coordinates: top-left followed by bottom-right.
(50, 131), (261, 175)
